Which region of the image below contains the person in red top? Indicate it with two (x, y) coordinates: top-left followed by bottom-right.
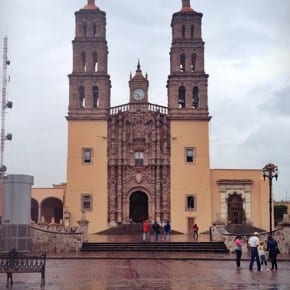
(142, 220), (151, 242)
(234, 236), (243, 269)
(193, 224), (199, 240)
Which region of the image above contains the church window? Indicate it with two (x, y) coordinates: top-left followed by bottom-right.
(83, 23), (87, 37)
(191, 53), (196, 72)
(180, 53), (185, 72)
(82, 148), (93, 164)
(81, 51), (86, 72)
(178, 86), (186, 108)
(186, 195), (196, 211)
(92, 86), (99, 108)
(191, 25), (195, 39)
(93, 52), (98, 72)
(135, 152), (144, 166)
(185, 147), (195, 163)
(192, 86), (199, 108)
(78, 86), (85, 108)
(81, 194), (92, 211)
(93, 23), (97, 37)
(182, 25), (186, 38)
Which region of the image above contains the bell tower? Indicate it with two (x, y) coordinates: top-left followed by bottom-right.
(67, 0), (111, 120)
(129, 61), (149, 104)
(65, 0), (110, 233)
(168, 0), (212, 233)
(167, 0), (210, 120)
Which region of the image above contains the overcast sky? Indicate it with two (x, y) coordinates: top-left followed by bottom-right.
(0, 0), (289, 201)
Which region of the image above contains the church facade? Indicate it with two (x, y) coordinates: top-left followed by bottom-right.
(63, 0), (269, 234)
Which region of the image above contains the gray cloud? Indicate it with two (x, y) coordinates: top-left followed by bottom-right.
(1, 0), (289, 201)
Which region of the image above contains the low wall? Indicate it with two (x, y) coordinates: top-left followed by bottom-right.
(30, 226), (84, 252)
(212, 221), (290, 255)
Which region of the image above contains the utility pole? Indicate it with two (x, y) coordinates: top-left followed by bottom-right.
(1, 36), (13, 176)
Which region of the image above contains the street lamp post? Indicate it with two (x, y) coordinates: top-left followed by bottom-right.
(262, 163), (278, 236)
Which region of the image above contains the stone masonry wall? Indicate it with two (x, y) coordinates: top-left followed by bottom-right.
(211, 215), (290, 255)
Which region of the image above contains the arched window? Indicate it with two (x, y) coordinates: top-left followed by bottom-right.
(191, 25), (195, 39)
(41, 197), (63, 224)
(192, 86), (199, 108)
(93, 52), (98, 72)
(191, 53), (197, 72)
(178, 86), (186, 108)
(81, 51), (86, 72)
(83, 23), (87, 37)
(182, 25), (186, 38)
(92, 86), (99, 108)
(31, 198), (39, 223)
(180, 53), (186, 72)
(93, 23), (97, 37)
(79, 86), (85, 108)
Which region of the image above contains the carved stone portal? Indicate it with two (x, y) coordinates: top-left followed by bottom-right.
(108, 105), (170, 224)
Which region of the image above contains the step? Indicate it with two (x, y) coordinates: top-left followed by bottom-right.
(81, 242), (229, 253)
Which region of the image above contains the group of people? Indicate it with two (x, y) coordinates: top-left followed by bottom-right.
(142, 221), (199, 242)
(234, 232), (279, 272)
(142, 220), (171, 242)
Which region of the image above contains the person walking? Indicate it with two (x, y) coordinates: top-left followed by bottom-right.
(142, 220), (151, 242)
(163, 221), (171, 241)
(193, 224), (199, 240)
(267, 235), (279, 272)
(258, 240), (268, 271)
(152, 220), (160, 241)
(248, 232), (261, 271)
(234, 236), (243, 269)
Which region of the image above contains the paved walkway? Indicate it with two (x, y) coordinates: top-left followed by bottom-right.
(1, 258), (289, 290)
(1, 234), (289, 289)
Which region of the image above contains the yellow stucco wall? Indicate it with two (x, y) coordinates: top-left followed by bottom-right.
(210, 169), (270, 231)
(32, 186), (65, 206)
(65, 120), (108, 234)
(170, 120), (211, 234)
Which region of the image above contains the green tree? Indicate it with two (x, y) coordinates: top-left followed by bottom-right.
(274, 205), (288, 225)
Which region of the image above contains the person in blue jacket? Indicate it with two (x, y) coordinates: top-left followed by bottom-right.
(267, 235), (279, 272)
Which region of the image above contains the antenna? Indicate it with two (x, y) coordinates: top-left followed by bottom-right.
(1, 36), (13, 176)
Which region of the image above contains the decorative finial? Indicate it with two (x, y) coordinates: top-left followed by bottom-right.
(84, 0), (98, 10)
(181, 0), (194, 12)
(182, 0), (191, 8)
(137, 59), (141, 72)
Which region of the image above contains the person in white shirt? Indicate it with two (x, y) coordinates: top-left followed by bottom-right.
(248, 232), (261, 271)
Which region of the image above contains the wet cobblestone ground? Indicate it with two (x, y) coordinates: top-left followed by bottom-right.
(1, 257), (290, 290)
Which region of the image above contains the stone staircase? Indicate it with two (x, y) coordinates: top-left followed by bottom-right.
(83, 223), (229, 253)
(81, 241), (229, 253)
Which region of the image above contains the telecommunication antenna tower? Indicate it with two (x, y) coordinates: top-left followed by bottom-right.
(1, 36), (13, 175)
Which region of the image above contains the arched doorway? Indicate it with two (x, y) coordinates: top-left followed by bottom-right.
(41, 197), (63, 223)
(129, 191), (148, 223)
(228, 193), (244, 224)
(31, 198), (39, 223)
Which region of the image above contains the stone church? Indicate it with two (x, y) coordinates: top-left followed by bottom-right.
(57, 0), (269, 234)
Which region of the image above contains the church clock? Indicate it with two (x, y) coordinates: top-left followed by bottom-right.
(133, 88), (145, 101)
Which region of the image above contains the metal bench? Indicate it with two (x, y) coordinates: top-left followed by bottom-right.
(0, 249), (46, 287)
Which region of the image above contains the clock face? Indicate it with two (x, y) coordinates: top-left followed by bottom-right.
(133, 89), (145, 101)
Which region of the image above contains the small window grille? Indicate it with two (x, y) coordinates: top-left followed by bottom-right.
(83, 148), (92, 164)
(135, 152), (144, 166)
(81, 194), (92, 211)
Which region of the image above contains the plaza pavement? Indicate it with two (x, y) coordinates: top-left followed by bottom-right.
(0, 254), (289, 290)
(0, 234), (289, 289)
